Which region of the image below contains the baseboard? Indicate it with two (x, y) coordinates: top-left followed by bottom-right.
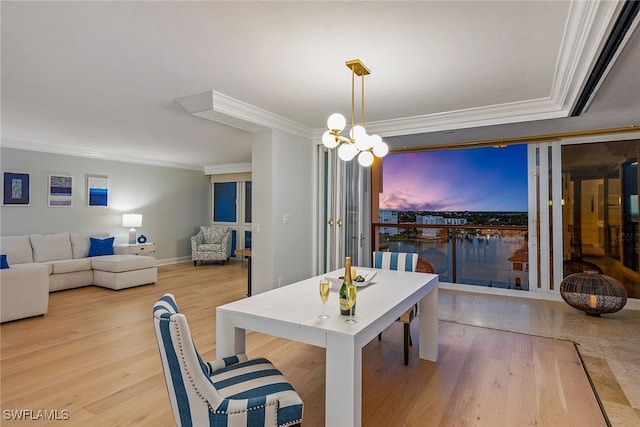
(439, 281), (639, 311)
(155, 256), (192, 266)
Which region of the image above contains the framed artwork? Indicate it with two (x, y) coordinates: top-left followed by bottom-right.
(3, 172), (30, 206)
(49, 175), (73, 207)
(87, 175), (108, 207)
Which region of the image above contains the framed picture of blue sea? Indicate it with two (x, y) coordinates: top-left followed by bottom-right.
(49, 174), (72, 207)
(87, 175), (108, 207)
(3, 172), (30, 206)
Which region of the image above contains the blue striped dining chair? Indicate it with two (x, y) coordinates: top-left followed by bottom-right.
(152, 294), (303, 426)
(372, 251), (419, 365)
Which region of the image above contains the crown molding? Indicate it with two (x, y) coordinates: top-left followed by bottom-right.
(364, 97), (567, 138)
(0, 138), (204, 171)
(552, 0), (624, 112)
(177, 90), (314, 140)
(312, 97), (566, 141)
(204, 162), (252, 175)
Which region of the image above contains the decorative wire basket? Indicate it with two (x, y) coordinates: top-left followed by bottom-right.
(560, 272), (628, 316)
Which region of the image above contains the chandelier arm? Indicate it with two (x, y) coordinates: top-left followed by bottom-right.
(351, 67), (355, 139)
(361, 71), (365, 127)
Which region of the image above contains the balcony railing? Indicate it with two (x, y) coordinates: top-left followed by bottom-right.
(371, 223), (529, 290)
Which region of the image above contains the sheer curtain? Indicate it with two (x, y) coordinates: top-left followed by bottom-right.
(318, 144), (372, 273)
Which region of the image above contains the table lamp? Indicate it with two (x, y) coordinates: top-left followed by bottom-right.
(122, 213), (143, 244)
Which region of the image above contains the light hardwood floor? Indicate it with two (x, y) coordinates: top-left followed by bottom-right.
(1, 261), (630, 426)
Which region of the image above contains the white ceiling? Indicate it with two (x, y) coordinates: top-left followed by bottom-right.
(2, 1), (639, 171)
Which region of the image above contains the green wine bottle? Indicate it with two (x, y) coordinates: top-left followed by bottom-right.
(339, 257), (355, 315)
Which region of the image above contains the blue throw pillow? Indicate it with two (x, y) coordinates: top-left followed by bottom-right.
(0, 254), (9, 269)
(88, 237), (115, 257)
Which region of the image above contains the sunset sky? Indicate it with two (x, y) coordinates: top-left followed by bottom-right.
(380, 145), (528, 212)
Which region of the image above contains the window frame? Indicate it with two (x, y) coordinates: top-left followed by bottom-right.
(211, 179), (252, 251)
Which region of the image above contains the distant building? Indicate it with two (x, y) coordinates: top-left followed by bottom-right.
(508, 245), (529, 289)
(416, 214), (467, 237)
(416, 214), (467, 225)
(378, 209), (398, 235)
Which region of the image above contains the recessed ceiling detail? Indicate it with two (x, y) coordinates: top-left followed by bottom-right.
(1, 1), (637, 169)
(177, 90), (313, 140)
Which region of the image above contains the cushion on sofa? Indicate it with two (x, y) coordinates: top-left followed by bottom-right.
(198, 243), (225, 252)
(91, 255), (155, 273)
(0, 235), (34, 264)
(88, 237), (115, 257)
(47, 258), (92, 275)
(30, 233), (72, 263)
(71, 232), (110, 259)
(1, 255), (8, 269)
(201, 226), (229, 244)
(49, 270), (93, 292)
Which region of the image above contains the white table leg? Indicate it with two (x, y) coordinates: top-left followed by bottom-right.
(418, 287), (439, 361)
(325, 333), (362, 426)
(215, 311), (246, 358)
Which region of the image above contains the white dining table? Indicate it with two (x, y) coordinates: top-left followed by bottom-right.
(216, 267), (439, 426)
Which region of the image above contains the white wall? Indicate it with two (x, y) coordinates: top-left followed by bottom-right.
(271, 129), (314, 285)
(251, 130), (274, 293)
(0, 147), (211, 263)
(251, 129), (313, 294)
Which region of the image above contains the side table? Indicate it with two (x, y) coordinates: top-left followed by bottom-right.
(114, 243), (156, 257)
(235, 249), (252, 297)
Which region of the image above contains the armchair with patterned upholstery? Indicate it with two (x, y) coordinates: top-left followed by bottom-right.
(153, 294), (304, 426)
(191, 226), (232, 266)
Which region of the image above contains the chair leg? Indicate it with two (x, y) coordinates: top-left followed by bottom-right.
(403, 323), (410, 365)
(193, 260), (197, 266)
(378, 332), (382, 341)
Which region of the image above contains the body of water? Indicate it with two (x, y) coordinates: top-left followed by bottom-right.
(386, 234), (529, 290)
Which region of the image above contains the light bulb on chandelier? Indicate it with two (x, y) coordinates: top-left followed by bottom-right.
(358, 150), (374, 167)
(371, 134), (389, 157)
(337, 142), (358, 161)
(322, 130), (339, 149)
(322, 59), (389, 167)
(327, 113), (346, 132)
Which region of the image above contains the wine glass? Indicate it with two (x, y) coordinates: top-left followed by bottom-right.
(318, 279), (330, 319)
(344, 283), (357, 324)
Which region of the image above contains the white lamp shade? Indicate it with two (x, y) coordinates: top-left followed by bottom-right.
(322, 130), (339, 149)
(372, 140), (389, 157)
(357, 150), (374, 167)
(327, 113), (346, 132)
(338, 143), (358, 161)
(370, 134), (382, 147)
(349, 125), (367, 141)
(354, 133), (372, 151)
(122, 213), (142, 228)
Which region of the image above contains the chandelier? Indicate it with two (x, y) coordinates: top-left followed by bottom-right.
(322, 59), (388, 167)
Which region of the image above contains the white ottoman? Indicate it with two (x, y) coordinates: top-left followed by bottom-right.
(91, 255), (157, 290)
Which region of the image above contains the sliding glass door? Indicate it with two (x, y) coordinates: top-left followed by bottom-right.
(560, 139), (639, 298)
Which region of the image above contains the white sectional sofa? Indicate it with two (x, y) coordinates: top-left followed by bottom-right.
(0, 232), (157, 322)
(0, 263), (49, 323)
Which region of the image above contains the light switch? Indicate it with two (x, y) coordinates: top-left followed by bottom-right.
(253, 223), (260, 233)
(283, 214), (290, 224)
